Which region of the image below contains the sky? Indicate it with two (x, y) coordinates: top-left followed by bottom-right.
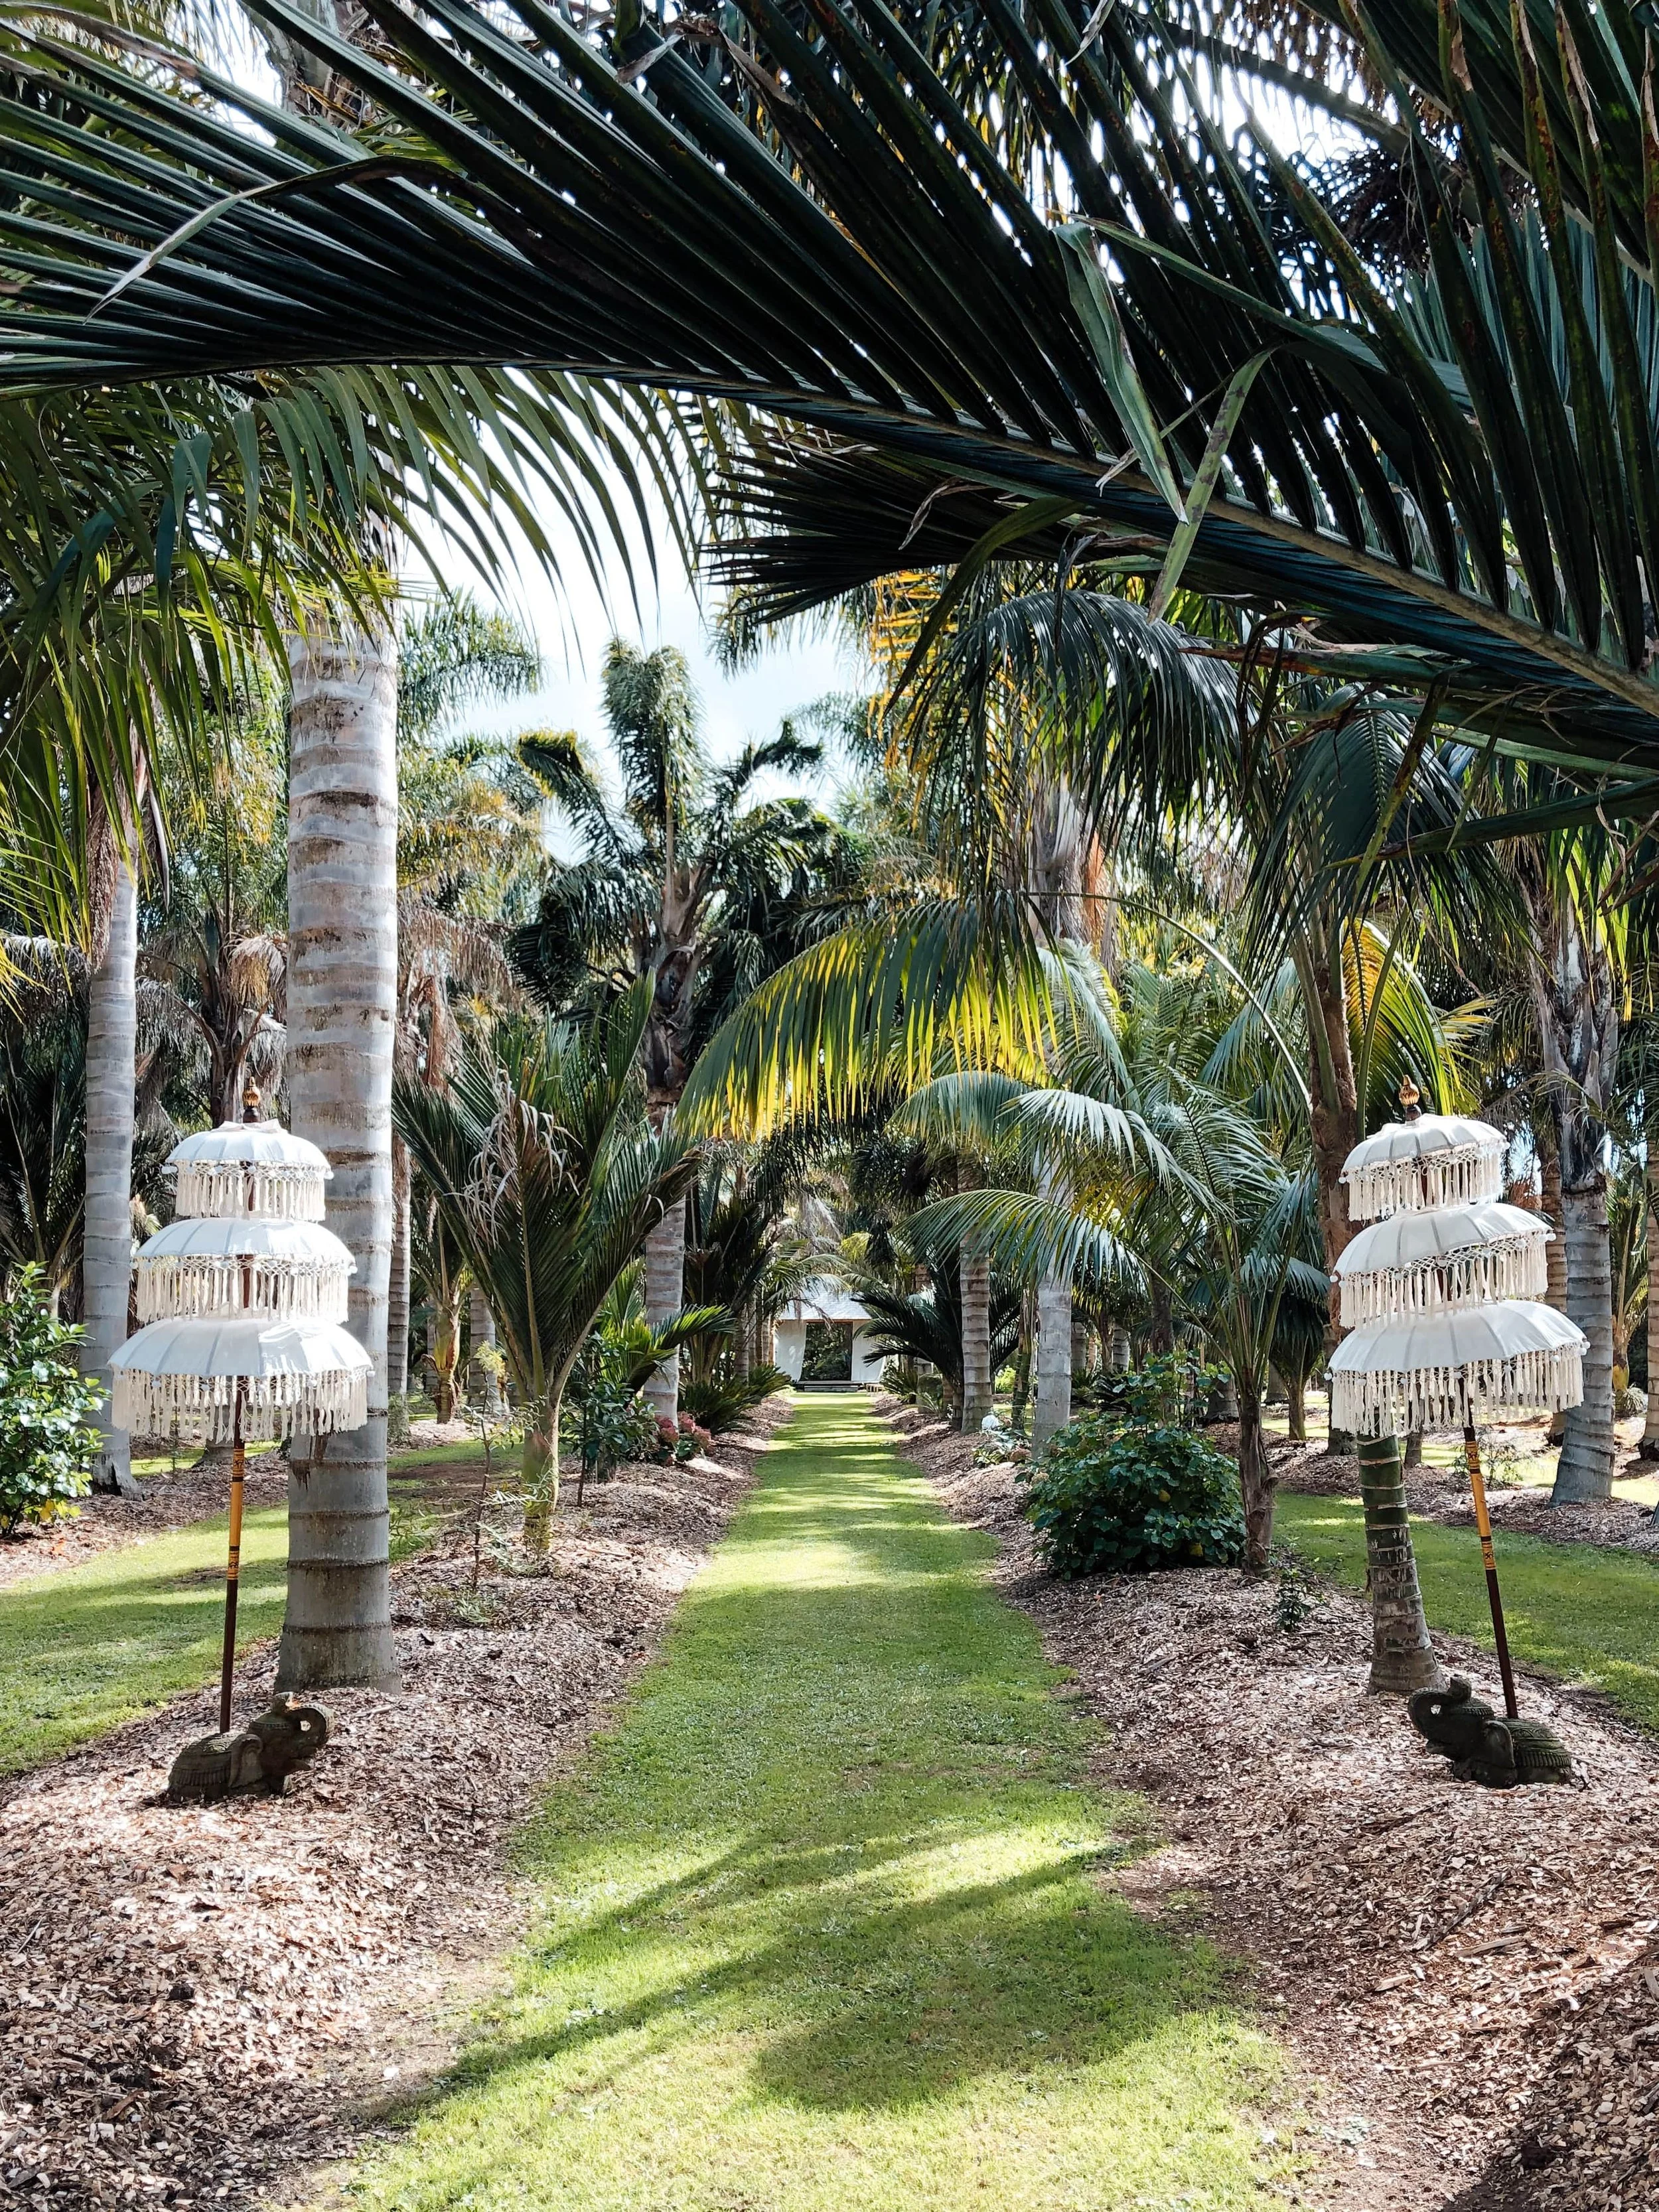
(403, 477), (867, 833)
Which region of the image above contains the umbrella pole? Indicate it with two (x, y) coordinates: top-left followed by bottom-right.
(1462, 1422), (1518, 1720)
(219, 1389), (246, 1735)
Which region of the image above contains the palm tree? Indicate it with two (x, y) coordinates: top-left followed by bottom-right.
(393, 979), (701, 1548)
(390, 592), (547, 1424)
(15, 0), (1659, 825)
(512, 638), (839, 1420)
(853, 1240), (1023, 1418)
(145, 698), (291, 1123)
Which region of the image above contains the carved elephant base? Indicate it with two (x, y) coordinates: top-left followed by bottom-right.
(1408, 1676), (1572, 1789)
(167, 1694), (332, 1805)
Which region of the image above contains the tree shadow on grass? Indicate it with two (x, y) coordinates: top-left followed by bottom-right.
(428, 1812), (1228, 2125)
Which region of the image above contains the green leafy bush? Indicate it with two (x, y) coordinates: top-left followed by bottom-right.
(1019, 1411), (1245, 1578)
(0, 1268), (104, 1536)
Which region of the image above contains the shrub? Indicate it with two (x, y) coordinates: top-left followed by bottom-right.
(1019, 1411), (1245, 1578)
(680, 1363), (790, 1435)
(0, 1268), (104, 1536)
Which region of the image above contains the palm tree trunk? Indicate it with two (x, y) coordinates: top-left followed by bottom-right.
(1355, 1434), (1441, 1693)
(734, 1304), (752, 1382)
(1287, 1369), (1307, 1443)
(387, 1135), (411, 1442)
(1236, 1379), (1276, 1568)
(1033, 1272), (1072, 1450)
(1540, 1138), (1569, 1446)
(1640, 1152), (1659, 1462)
(469, 1283), (502, 1412)
(83, 857), (140, 1497)
(521, 1392), (559, 1552)
(1299, 929), (1360, 1452)
(1552, 1180), (1617, 1502)
(1032, 1159), (1072, 1450)
(642, 1196), (685, 1424)
(277, 618), (399, 1693)
(1532, 892), (1618, 1504)
(959, 1245), (993, 1432)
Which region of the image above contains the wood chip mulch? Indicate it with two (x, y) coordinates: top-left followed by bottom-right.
(881, 1400), (1659, 2212)
(0, 1399), (790, 2212)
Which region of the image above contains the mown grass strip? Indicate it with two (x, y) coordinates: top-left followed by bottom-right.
(1277, 1491), (1659, 1729)
(358, 1395), (1287, 2212)
(0, 1506), (290, 1773)
(0, 1478), (438, 1773)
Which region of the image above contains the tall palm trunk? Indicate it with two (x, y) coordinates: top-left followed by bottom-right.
(959, 1244), (993, 1430)
(388, 1133), (411, 1440)
(1531, 897), (1619, 1505)
(277, 619), (399, 1692)
(734, 1304), (752, 1382)
(83, 857), (139, 1496)
(1554, 1180), (1616, 1498)
(1539, 1134), (1570, 1446)
(1032, 1160), (1072, 1450)
(1540, 1142), (1569, 1312)
(1033, 1274), (1073, 1450)
(642, 1196), (686, 1424)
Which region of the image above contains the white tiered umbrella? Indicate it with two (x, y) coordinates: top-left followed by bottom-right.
(1331, 1083), (1586, 1720)
(111, 1087), (368, 1734)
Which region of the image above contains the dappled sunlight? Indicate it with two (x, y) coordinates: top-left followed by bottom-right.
(356, 1399), (1287, 2211)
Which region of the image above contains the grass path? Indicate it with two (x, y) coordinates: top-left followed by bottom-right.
(358, 1395), (1285, 2212)
(1277, 1491), (1659, 1729)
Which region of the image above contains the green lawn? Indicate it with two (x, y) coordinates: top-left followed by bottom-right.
(1276, 1491), (1659, 1730)
(0, 1504), (291, 1773)
(354, 1395), (1289, 2212)
(0, 1479), (439, 1775)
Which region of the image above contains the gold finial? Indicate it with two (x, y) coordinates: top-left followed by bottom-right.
(242, 1075), (263, 1125)
(1398, 1075), (1421, 1123)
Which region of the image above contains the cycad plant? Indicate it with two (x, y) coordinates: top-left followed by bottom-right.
(392, 979), (700, 1547)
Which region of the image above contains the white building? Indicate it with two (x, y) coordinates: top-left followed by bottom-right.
(772, 1280), (888, 1387)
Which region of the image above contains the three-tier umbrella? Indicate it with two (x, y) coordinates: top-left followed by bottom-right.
(111, 1087), (370, 1734)
(1330, 1083), (1585, 1718)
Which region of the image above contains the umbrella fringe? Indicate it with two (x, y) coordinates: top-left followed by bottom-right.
(1329, 1344), (1583, 1438)
(1342, 1144), (1506, 1221)
(1336, 1234), (1548, 1327)
(109, 1365), (368, 1444)
(171, 1163), (328, 1222)
(133, 1255), (350, 1324)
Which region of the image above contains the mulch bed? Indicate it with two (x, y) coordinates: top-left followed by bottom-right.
(0, 1399), (790, 2211)
(881, 1399), (1659, 2212)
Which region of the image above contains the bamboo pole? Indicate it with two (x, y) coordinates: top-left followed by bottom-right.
(1463, 1421), (1518, 1720)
